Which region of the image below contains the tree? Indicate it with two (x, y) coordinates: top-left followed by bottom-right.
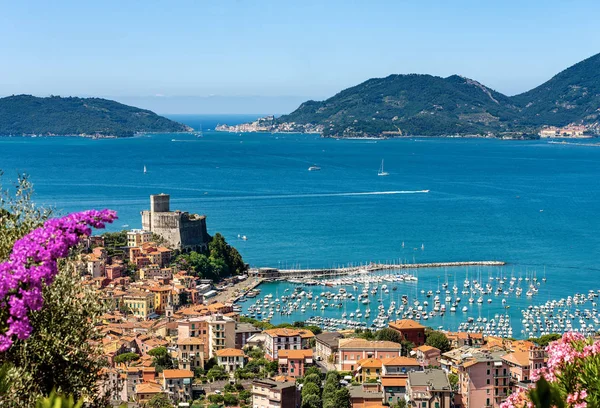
(528, 333), (561, 348)
(223, 393), (239, 406)
(425, 331), (451, 353)
(301, 382), (321, 399)
(335, 387), (351, 408)
(145, 394), (173, 408)
(304, 366), (322, 377)
(207, 394), (224, 404)
(206, 366), (228, 381)
(303, 373), (322, 387)
(239, 390), (252, 403)
(400, 340), (416, 356)
(114, 352), (141, 365)
(448, 373), (459, 391)
(375, 328), (402, 343)
(301, 393), (321, 408)
(148, 346), (175, 372)
(325, 371), (341, 384)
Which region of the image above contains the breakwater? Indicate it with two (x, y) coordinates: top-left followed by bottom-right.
(250, 260), (505, 279)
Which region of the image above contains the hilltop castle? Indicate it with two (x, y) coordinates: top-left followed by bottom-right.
(141, 194), (210, 252)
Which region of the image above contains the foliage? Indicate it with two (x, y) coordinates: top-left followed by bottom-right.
(239, 389), (252, 403)
(448, 373), (459, 391)
(501, 332), (600, 408)
(391, 401), (407, 408)
(304, 366), (322, 377)
(303, 373), (322, 387)
(302, 382), (321, 398)
(239, 316), (274, 331)
(114, 352), (141, 365)
(223, 392), (239, 406)
(174, 233), (246, 281)
(375, 328), (402, 343)
(100, 230), (127, 257)
(334, 388), (351, 408)
(301, 393), (321, 408)
(528, 334), (562, 348)
(425, 331), (451, 353)
(148, 346), (175, 372)
(35, 391), (84, 408)
(208, 394), (224, 404)
(145, 394), (173, 408)
(0, 95), (190, 137)
(206, 365), (228, 381)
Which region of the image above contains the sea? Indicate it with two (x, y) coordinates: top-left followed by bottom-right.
(1, 114), (599, 337)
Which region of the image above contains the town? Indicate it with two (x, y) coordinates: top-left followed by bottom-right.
(83, 194), (562, 408)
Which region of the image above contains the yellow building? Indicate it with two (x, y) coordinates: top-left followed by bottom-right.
(123, 292), (155, 319)
(149, 286), (172, 314)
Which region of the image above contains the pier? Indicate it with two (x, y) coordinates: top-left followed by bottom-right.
(250, 260), (505, 279)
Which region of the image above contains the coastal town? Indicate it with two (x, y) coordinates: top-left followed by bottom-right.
(79, 194), (570, 408)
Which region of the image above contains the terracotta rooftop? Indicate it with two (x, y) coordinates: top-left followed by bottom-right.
(278, 349), (313, 359)
(357, 357), (383, 368)
(162, 369), (194, 379)
(380, 356), (420, 366)
(381, 376), (407, 387)
(177, 337), (204, 346)
(215, 348), (245, 357)
(136, 382), (163, 394)
(389, 319), (425, 330)
(502, 351), (530, 367)
(264, 328), (302, 337)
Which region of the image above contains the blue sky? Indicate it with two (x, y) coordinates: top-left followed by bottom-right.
(1, 0), (599, 113)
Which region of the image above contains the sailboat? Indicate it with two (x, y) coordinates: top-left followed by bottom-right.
(378, 159), (389, 176)
(143, 165), (147, 174)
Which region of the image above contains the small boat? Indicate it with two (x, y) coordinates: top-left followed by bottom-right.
(143, 165), (147, 174)
(241, 235), (248, 241)
(308, 166), (321, 171)
(378, 159), (389, 176)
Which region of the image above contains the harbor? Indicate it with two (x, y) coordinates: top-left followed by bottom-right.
(236, 261), (600, 339)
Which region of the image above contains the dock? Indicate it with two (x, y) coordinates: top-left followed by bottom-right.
(250, 260), (505, 279)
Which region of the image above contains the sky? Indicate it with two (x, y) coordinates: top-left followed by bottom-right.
(1, 0), (599, 113)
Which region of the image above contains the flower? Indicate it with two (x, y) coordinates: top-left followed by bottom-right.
(0, 209), (117, 351)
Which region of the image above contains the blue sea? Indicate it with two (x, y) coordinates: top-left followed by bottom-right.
(1, 114), (599, 336)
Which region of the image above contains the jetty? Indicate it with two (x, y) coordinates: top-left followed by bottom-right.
(250, 260), (505, 279)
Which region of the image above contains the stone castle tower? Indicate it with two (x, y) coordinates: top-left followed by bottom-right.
(141, 194), (210, 252)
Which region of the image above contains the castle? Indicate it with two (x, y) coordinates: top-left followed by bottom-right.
(141, 194), (210, 252)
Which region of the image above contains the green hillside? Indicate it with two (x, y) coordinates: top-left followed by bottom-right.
(0, 95), (191, 137)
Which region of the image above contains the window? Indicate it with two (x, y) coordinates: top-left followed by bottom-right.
(487, 369), (490, 375)
(422, 403), (427, 408)
(487, 379), (490, 385)
(486, 398), (490, 406)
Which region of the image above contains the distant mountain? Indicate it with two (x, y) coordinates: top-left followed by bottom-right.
(250, 52), (600, 138)
(278, 74), (522, 137)
(512, 53), (600, 127)
(0, 95), (192, 137)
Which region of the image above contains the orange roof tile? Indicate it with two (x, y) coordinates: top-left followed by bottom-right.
(357, 357), (382, 368)
(264, 328), (301, 337)
(162, 369), (194, 379)
(279, 349), (313, 359)
(339, 338), (401, 350)
(380, 356), (420, 366)
(502, 351), (530, 367)
(381, 377), (407, 387)
(216, 348), (245, 357)
(389, 319), (425, 330)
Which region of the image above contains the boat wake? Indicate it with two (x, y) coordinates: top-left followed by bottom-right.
(190, 190), (431, 201)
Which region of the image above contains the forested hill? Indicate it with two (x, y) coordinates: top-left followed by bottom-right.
(274, 52), (600, 137)
(0, 95), (192, 137)
(278, 74), (522, 137)
(511, 53), (600, 127)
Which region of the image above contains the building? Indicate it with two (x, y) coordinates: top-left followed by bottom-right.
(263, 328), (314, 361)
(252, 378), (298, 408)
(347, 384), (384, 408)
(122, 292), (156, 319)
(456, 350), (510, 408)
(149, 286), (173, 314)
(236, 322), (262, 349)
(337, 339), (402, 371)
(355, 357), (383, 383)
(140, 265), (173, 280)
(105, 263), (124, 280)
(388, 319), (426, 346)
(382, 377), (407, 406)
(127, 229), (153, 247)
(502, 347), (545, 387)
(135, 382), (164, 404)
(176, 337), (204, 371)
(278, 349), (313, 378)
(141, 194), (210, 252)
(216, 348), (246, 373)
(161, 369), (194, 403)
(207, 314), (236, 357)
(415, 345), (442, 368)
(315, 332), (343, 365)
(406, 369), (452, 408)
(380, 356), (422, 376)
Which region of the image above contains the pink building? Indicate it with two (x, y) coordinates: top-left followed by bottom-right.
(337, 339), (401, 371)
(456, 350), (510, 408)
(415, 345), (441, 368)
(502, 348), (545, 385)
(406, 369), (452, 408)
(278, 349), (313, 378)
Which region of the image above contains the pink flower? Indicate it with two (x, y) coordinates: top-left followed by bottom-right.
(0, 209), (117, 351)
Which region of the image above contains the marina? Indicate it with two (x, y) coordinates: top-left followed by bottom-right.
(236, 263), (600, 339)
